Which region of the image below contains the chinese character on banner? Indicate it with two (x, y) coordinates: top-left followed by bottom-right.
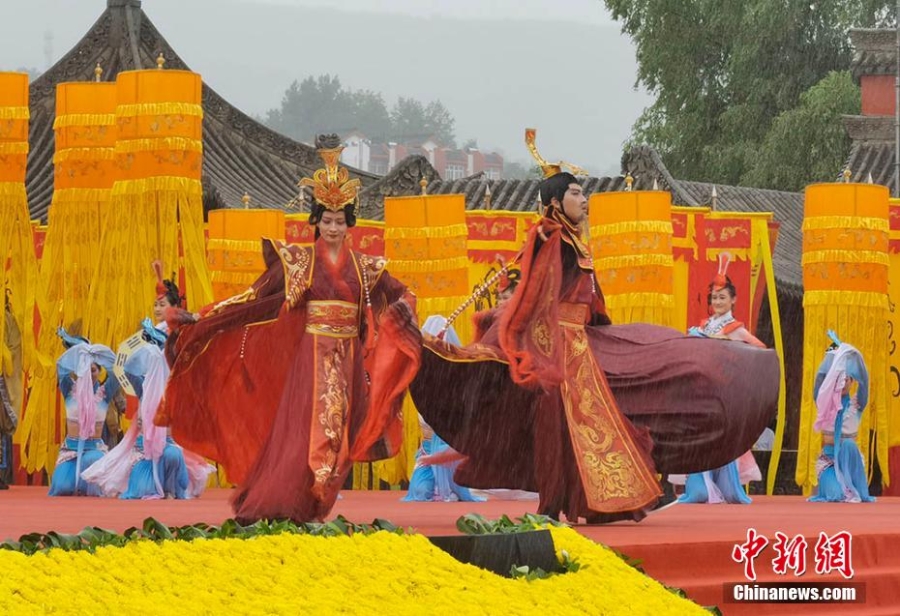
(814, 531), (854, 579)
(732, 528), (769, 581)
(771, 532), (808, 576)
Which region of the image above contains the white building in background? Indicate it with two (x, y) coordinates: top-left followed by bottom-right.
(340, 131), (504, 180)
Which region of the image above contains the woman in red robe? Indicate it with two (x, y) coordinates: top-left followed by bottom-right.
(159, 135), (421, 523)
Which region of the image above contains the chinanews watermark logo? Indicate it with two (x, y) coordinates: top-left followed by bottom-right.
(725, 528), (865, 605)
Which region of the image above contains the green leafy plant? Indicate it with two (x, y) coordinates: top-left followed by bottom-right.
(0, 515), (407, 555)
(455, 512), (563, 535)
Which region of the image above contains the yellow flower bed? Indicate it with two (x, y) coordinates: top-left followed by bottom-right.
(0, 527), (706, 615)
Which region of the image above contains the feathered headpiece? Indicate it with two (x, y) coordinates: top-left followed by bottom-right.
(524, 128), (588, 179)
(298, 134), (361, 213)
(152, 260), (167, 300)
(711, 252), (732, 291)
(152, 260), (181, 306)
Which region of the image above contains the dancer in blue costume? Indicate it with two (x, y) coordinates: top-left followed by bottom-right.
(676, 255), (763, 505)
(83, 320), (213, 499)
(809, 332), (875, 503)
(403, 315), (485, 503)
(48, 330), (119, 496)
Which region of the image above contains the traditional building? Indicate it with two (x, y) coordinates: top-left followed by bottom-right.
(843, 28), (898, 191)
(23, 0), (380, 220)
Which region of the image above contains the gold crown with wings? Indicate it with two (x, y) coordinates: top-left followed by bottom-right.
(298, 134), (362, 212)
(524, 128), (588, 179)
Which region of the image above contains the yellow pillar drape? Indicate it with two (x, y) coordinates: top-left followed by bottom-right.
(15, 81), (118, 474)
(85, 69), (212, 348)
(888, 199), (900, 457)
(355, 194), (469, 488)
(207, 209), (285, 302)
(798, 183), (890, 492)
(0, 73), (39, 471)
(589, 190), (675, 327)
(751, 217), (788, 496)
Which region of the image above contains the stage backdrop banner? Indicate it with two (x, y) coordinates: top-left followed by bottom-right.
(799, 182), (890, 492)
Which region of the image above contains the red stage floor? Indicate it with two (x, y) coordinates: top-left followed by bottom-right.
(2, 488), (899, 615)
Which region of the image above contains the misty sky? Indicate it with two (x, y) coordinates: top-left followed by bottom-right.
(0, 0), (651, 175)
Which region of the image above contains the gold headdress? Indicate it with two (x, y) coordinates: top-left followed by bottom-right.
(298, 134), (361, 212)
(524, 128), (588, 178)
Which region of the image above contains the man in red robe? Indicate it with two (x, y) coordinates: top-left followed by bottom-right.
(411, 129), (779, 523)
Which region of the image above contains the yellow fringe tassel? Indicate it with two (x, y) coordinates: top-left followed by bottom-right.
(52, 113), (116, 128)
(114, 137), (203, 155)
(0, 106), (29, 120)
(803, 290), (890, 310)
(383, 224), (469, 240)
(207, 238), (265, 252)
(53, 148), (116, 164)
(594, 253), (674, 270)
(802, 216), (890, 232)
(801, 250), (890, 266)
(590, 220), (674, 237)
(111, 176), (202, 197)
(116, 102), (204, 118)
(0, 142), (29, 155)
(52, 188), (112, 203)
(389, 256), (470, 274)
(85, 181), (212, 348)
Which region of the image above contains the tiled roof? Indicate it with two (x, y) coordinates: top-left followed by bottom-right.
(845, 140), (895, 191)
(426, 175), (627, 211)
(24, 0), (378, 219)
(850, 28), (897, 81)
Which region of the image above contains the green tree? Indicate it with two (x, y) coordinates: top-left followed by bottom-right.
(264, 76), (456, 147)
(423, 100), (457, 147)
(389, 97), (456, 147)
(389, 97), (427, 142)
(264, 75), (352, 143)
(743, 71), (860, 192)
(348, 89), (392, 141)
(604, 0), (892, 187)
